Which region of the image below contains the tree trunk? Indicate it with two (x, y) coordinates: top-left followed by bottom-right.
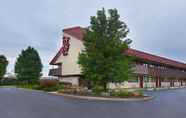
(103, 82), (107, 92)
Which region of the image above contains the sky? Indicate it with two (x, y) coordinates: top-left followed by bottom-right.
(0, 0), (186, 76)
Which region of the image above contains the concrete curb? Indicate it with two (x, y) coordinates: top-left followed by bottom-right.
(0, 86), (17, 88)
(146, 86), (186, 91)
(52, 93), (154, 102)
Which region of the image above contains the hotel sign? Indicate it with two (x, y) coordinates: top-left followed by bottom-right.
(62, 36), (70, 56)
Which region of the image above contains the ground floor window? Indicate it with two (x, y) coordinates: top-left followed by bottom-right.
(143, 76), (153, 83)
(128, 76), (139, 83)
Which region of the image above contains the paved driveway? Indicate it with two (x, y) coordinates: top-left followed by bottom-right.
(1, 88), (186, 118)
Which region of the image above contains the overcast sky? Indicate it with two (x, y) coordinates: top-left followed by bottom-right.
(0, 0), (186, 76)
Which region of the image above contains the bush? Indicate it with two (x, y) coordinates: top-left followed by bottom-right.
(111, 90), (130, 97)
(111, 89), (144, 98)
(1, 77), (17, 85)
(56, 84), (64, 90)
(92, 85), (104, 95)
(39, 79), (59, 88)
(15, 79), (64, 92)
(42, 86), (58, 92)
(61, 82), (72, 89)
(16, 79), (60, 92)
(32, 84), (42, 90)
(135, 89), (144, 96)
(37, 79), (65, 92)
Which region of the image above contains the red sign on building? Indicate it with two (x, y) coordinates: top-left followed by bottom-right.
(62, 37), (70, 56)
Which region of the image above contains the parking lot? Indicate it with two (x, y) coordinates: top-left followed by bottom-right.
(1, 87), (186, 118)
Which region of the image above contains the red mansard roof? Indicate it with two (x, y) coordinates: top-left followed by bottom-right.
(50, 47), (63, 65)
(63, 26), (86, 40)
(126, 48), (186, 69)
(50, 26), (186, 69)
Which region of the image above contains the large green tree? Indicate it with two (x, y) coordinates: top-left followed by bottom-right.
(78, 8), (133, 91)
(0, 55), (8, 80)
(15, 46), (43, 83)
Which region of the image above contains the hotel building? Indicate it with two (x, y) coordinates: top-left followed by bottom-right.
(49, 26), (186, 89)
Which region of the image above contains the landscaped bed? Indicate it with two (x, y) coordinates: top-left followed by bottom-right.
(54, 86), (153, 101)
(10, 79), (153, 101)
(58, 89), (143, 98)
(53, 89), (153, 101)
(54, 93), (153, 101)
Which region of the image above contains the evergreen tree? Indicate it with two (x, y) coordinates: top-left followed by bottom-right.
(0, 55), (8, 80)
(15, 46), (43, 84)
(78, 8), (133, 91)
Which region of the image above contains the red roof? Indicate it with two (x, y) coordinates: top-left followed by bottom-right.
(126, 48), (186, 69)
(50, 26), (186, 69)
(63, 26), (86, 40)
(50, 47), (63, 65)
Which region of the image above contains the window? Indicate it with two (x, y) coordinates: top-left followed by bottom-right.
(149, 64), (154, 67)
(128, 77), (138, 83)
(144, 76), (153, 82)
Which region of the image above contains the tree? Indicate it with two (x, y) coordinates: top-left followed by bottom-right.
(78, 8), (133, 91)
(0, 55), (8, 81)
(15, 46), (43, 84)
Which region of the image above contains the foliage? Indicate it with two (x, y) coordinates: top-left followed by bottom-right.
(111, 89), (144, 98)
(15, 46), (43, 84)
(16, 80), (64, 92)
(135, 89), (144, 96)
(92, 85), (104, 95)
(0, 55), (8, 80)
(38, 79), (64, 92)
(39, 79), (59, 88)
(40, 85), (58, 91)
(1, 77), (17, 85)
(78, 8), (133, 91)
(111, 90), (130, 97)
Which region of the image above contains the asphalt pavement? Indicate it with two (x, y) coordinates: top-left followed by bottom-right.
(0, 87), (186, 118)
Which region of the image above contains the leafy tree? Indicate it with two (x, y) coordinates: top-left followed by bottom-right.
(78, 8), (133, 91)
(15, 46), (43, 84)
(0, 55), (8, 81)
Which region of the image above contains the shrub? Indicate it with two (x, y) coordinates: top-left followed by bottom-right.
(32, 84), (42, 90)
(111, 90), (130, 97)
(135, 89), (144, 96)
(42, 86), (58, 92)
(39, 79), (59, 88)
(111, 89), (144, 98)
(92, 85), (104, 95)
(61, 82), (72, 89)
(57, 85), (90, 96)
(1, 77), (17, 85)
(15, 79), (64, 92)
(36, 79), (59, 91)
(56, 83), (64, 90)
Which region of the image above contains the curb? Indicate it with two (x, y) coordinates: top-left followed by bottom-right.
(0, 86), (17, 88)
(146, 86), (186, 91)
(15, 87), (45, 93)
(52, 93), (154, 102)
